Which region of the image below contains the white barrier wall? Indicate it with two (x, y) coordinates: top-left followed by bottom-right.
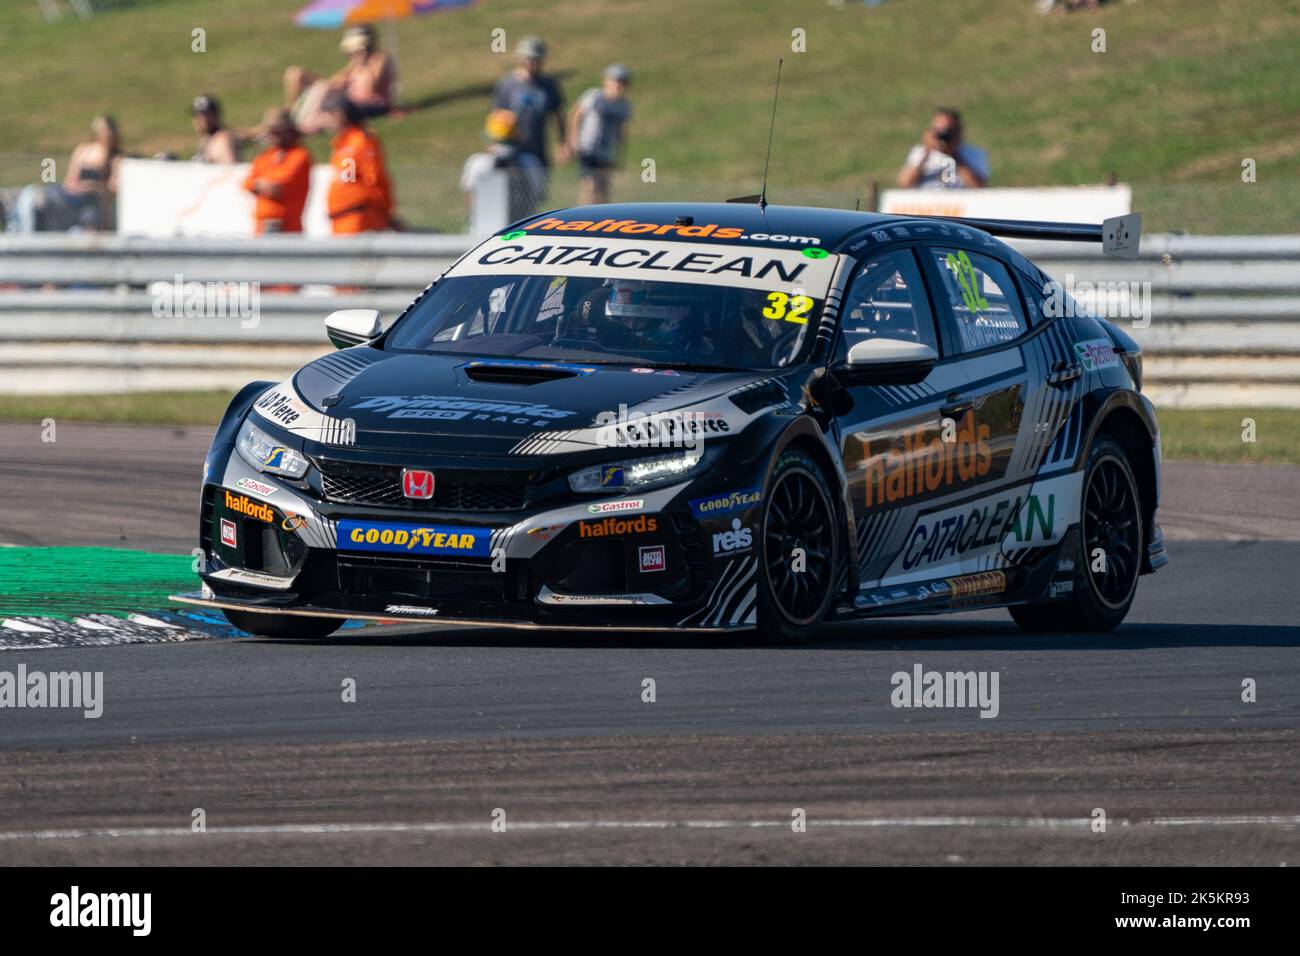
(881, 185), (1131, 222)
(116, 158), (337, 238)
(1, 232), (1297, 406)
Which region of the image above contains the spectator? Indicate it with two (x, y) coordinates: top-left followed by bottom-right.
(7, 115), (120, 233)
(896, 108), (988, 189)
(460, 108), (548, 227)
(285, 24), (397, 136)
(566, 64), (632, 205)
(243, 108), (312, 235)
(192, 94), (241, 164)
(492, 36), (565, 170)
(320, 91), (395, 234)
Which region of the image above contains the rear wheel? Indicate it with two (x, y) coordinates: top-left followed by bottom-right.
(1010, 435), (1144, 633)
(756, 449), (841, 643)
(222, 608), (344, 639)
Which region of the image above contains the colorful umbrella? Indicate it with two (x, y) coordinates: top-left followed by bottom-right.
(295, 0), (477, 29)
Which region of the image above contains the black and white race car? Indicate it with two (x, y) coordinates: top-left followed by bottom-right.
(173, 202), (1166, 641)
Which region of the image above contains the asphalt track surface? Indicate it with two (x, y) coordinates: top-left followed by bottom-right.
(1, 421), (1298, 865)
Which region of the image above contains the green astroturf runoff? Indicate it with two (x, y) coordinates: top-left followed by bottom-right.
(0, 547), (198, 619)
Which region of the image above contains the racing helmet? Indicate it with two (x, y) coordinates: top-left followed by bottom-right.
(603, 280), (692, 349)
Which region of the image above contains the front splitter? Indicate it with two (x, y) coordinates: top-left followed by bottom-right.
(168, 591), (754, 634)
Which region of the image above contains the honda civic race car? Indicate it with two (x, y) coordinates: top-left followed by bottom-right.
(172, 202), (1167, 641)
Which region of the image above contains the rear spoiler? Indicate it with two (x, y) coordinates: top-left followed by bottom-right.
(912, 212), (1141, 259)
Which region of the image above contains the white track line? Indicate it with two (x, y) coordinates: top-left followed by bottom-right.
(2, 815), (1298, 841)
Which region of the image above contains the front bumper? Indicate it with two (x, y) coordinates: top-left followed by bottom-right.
(182, 449), (759, 630)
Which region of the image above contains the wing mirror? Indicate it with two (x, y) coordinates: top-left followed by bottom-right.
(841, 338), (938, 386)
(324, 309), (382, 350)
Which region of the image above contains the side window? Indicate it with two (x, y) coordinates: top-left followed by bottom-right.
(928, 248), (1028, 353)
(840, 250), (937, 352)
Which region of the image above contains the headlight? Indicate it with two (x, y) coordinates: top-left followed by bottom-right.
(236, 419), (310, 479)
(568, 450), (706, 493)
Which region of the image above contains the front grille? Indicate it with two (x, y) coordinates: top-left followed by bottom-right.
(322, 472), (406, 506)
(337, 553), (510, 602)
(318, 463), (529, 511)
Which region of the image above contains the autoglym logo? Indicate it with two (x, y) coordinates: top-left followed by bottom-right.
(639, 545), (666, 573)
(401, 469), (436, 500)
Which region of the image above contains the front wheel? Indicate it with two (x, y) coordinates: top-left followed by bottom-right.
(756, 449), (841, 643)
(222, 608), (344, 639)
(1010, 435), (1144, 633)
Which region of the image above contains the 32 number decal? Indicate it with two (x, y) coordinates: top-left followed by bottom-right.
(764, 292), (814, 325)
(944, 250), (989, 314)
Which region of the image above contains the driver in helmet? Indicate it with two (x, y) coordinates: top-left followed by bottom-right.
(599, 279), (695, 352)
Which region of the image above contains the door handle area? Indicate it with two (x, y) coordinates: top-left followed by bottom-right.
(940, 395), (973, 419)
(1047, 361), (1082, 388)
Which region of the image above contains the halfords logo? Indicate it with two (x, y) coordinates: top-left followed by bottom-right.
(337, 520), (490, 557)
(858, 410), (991, 508)
(224, 490), (274, 523)
(578, 515), (658, 538)
(524, 217), (821, 245)
(402, 468), (435, 499)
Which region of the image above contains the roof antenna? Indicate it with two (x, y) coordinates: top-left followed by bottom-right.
(758, 58), (783, 210)
(727, 59), (783, 208)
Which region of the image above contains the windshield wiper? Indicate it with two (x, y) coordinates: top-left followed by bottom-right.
(634, 362), (742, 373)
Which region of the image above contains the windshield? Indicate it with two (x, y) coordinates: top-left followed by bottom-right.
(385, 236), (839, 370)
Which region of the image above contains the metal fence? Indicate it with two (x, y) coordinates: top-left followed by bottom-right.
(0, 232), (1297, 405)
(7, 147), (1300, 236)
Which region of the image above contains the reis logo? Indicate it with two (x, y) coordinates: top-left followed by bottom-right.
(401, 469), (435, 500)
(711, 518), (753, 555)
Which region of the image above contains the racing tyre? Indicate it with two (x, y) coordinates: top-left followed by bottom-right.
(1010, 435), (1144, 633)
(222, 609), (344, 640)
(756, 449), (841, 643)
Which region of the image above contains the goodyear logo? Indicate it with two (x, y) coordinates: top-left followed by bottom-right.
(688, 486), (762, 518)
(337, 520), (491, 557)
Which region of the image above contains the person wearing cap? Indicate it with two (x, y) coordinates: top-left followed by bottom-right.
(491, 36), (565, 171)
(565, 64), (633, 205)
(192, 94), (241, 164)
(319, 91), (394, 234)
(284, 24), (397, 136)
(459, 108), (548, 227)
(243, 108), (312, 235)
